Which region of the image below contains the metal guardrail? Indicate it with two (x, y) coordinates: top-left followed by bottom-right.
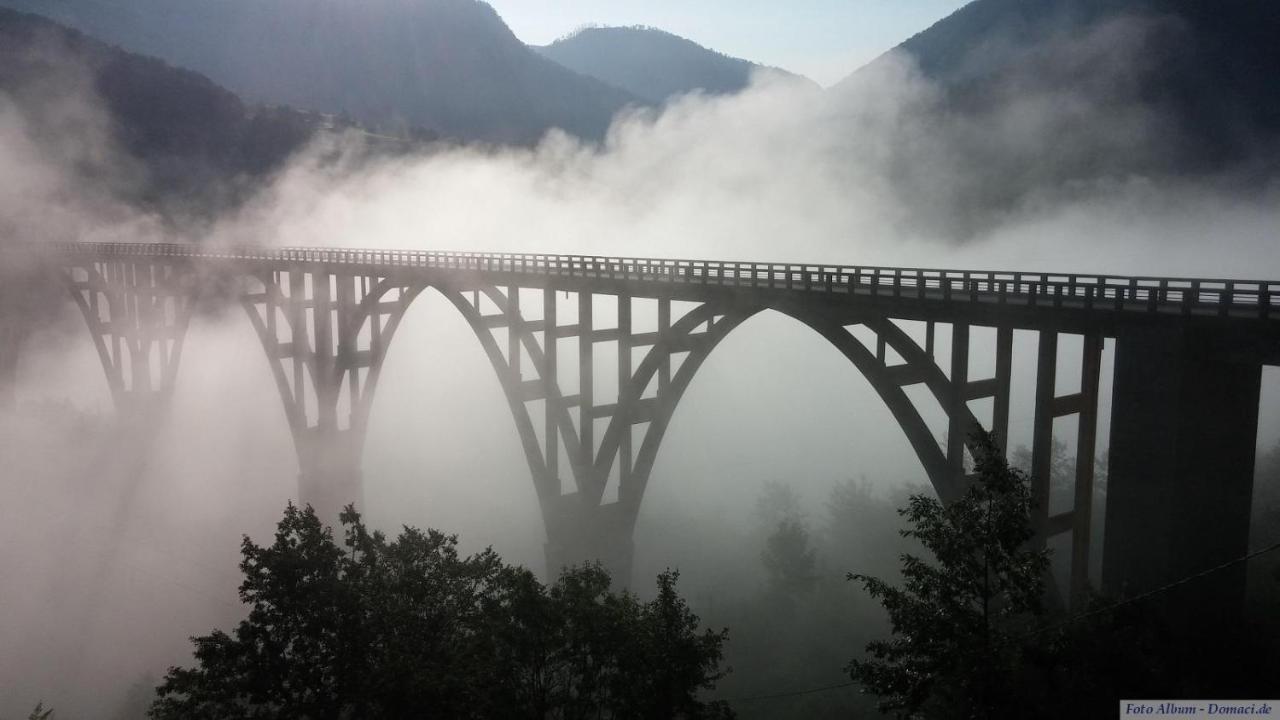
(28, 241), (1280, 319)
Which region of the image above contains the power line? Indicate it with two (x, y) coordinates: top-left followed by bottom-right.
(1029, 538), (1280, 637)
(722, 539), (1280, 706)
(729, 680), (858, 703)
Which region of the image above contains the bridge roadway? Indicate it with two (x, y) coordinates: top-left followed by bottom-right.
(41, 241), (1280, 327)
(4, 241), (1279, 621)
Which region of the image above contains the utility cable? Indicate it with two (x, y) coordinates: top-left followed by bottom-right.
(1027, 538), (1280, 637)
(723, 539), (1280, 705)
(729, 680), (859, 703)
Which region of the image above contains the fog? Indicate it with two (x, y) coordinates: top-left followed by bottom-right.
(1, 11), (1279, 716)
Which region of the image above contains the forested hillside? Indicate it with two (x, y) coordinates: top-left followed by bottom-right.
(0, 0), (643, 144)
(0, 7), (324, 218)
(853, 0), (1280, 175)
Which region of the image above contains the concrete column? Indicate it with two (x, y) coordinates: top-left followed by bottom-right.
(542, 493), (636, 586)
(1103, 326), (1262, 622)
(295, 428), (364, 524)
(0, 324), (23, 410)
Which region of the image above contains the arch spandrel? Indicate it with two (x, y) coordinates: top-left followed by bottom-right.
(239, 267), (427, 518)
(61, 259), (197, 414)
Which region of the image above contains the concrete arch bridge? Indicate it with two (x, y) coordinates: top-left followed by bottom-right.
(1, 242), (1277, 614)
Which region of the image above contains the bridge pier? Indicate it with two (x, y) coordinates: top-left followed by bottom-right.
(542, 494), (637, 585)
(242, 268), (422, 524)
(1103, 326), (1262, 623)
(0, 320), (27, 409)
(294, 428), (364, 523)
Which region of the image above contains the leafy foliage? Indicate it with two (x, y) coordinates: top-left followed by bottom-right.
(847, 432), (1049, 719)
(151, 504), (733, 719)
(761, 518), (818, 596)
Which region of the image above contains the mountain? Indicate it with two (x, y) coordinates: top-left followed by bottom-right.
(845, 0), (1280, 176)
(0, 0), (643, 144)
(0, 7), (329, 218)
(534, 26), (813, 103)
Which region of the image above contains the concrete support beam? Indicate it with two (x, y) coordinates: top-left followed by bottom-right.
(0, 321), (28, 410)
(295, 428), (365, 523)
(542, 493), (637, 586)
(1103, 326), (1262, 622)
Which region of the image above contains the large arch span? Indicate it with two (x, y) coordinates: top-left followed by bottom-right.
(4, 242), (1276, 615)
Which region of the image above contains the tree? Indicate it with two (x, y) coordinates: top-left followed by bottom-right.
(762, 518), (818, 596)
(823, 477), (923, 583)
(484, 563), (732, 720)
(753, 481), (804, 529)
(151, 503), (733, 719)
(847, 431), (1049, 719)
(613, 571), (735, 719)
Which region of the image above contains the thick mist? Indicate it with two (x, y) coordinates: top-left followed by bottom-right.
(1, 12), (1278, 716)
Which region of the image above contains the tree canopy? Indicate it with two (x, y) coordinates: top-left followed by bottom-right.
(150, 504), (733, 720)
(847, 432), (1049, 719)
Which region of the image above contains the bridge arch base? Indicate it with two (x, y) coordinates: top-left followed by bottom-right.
(241, 267), (424, 520)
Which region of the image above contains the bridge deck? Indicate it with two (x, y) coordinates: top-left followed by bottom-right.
(25, 241), (1280, 323)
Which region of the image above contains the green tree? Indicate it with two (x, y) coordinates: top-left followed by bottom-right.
(847, 432), (1049, 719)
(823, 477), (923, 583)
(151, 503), (732, 719)
(762, 518), (818, 596)
(753, 481), (804, 529)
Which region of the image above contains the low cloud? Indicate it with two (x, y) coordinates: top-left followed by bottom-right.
(1, 10), (1278, 715)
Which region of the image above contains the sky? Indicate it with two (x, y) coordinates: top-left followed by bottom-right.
(484, 0), (971, 87)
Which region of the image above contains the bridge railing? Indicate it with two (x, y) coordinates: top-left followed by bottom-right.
(30, 241), (1279, 319)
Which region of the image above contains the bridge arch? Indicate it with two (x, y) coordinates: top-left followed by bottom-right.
(238, 268), (428, 518)
(622, 308), (992, 537)
(631, 308), (984, 508)
(436, 283), (1003, 582)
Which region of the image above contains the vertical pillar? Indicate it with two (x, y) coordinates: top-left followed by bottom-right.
(993, 326), (1014, 451)
(542, 493), (636, 586)
(296, 428), (364, 523)
(1103, 326), (1261, 621)
(948, 324), (970, 478)
(578, 291), (593, 478)
(1031, 331), (1058, 545)
(0, 320), (28, 410)
(617, 293), (633, 498)
(544, 290), (559, 488)
(658, 298), (671, 392)
(508, 285), (521, 379)
(1070, 334), (1103, 606)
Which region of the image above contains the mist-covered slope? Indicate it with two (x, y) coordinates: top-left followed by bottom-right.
(0, 7), (325, 219)
(845, 0), (1280, 176)
(0, 0), (642, 144)
(533, 26), (812, 103)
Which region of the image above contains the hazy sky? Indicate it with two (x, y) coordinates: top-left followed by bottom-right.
(485, 0), (970, 87)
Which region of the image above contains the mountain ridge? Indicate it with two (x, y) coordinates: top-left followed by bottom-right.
(842, 0), (1280, 174)
(534, 25), (814, 103)
(0, 6), (331, 220)
(0, 0), (645, 144)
